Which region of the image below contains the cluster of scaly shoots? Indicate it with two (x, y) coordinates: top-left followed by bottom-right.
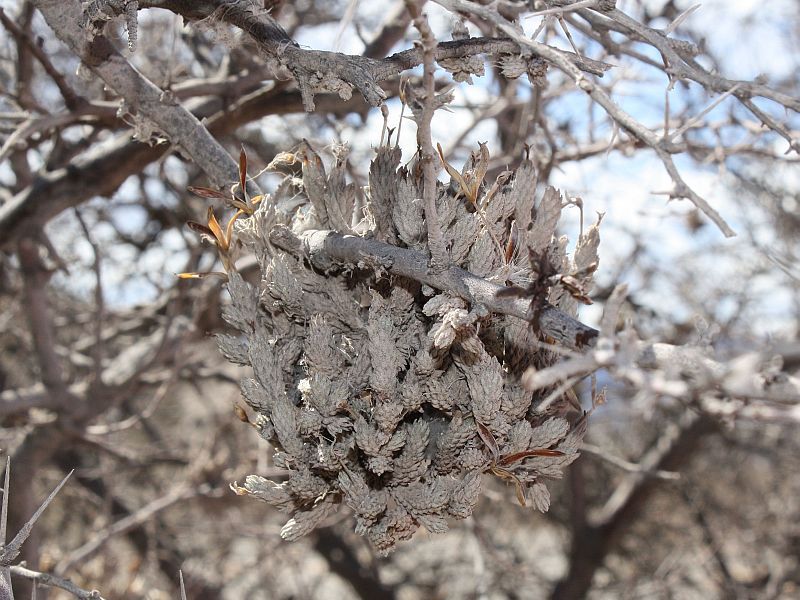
(177, 138), (597, 554)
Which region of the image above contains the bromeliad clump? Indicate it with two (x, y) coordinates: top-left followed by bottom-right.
(200, 140), (599, 555)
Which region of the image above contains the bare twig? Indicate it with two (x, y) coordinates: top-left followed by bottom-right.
(0, 467), (73, 566)
(579, 444), (680, 480)
(0, 457), (10, 594)
(666, 85), (743, 142)
(405, 0), (449, 272)
(590, 412), (703, 526)
(54, 482), (202, 575)
(9, 565), (105, 600)
(523, 0), (599, 20)
(1, 457), (10, 547)
(179, 570), (187, 600)
(433, 0), (737, 236)
(74, 209), (106, 387)
(0, 7), (83, 110)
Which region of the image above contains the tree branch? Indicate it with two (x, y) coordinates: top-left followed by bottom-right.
(550, 413), (717, 600)
(138, 0), (611, 110)
(405, 0), (449, 272)
(433, 0), (738, 236)
(18, 236), (73, 408)
(32, 0), (258, 194)
(268, 226), (599, 350)
(9, 565), (105, 599)
(0, 87), (376, 247)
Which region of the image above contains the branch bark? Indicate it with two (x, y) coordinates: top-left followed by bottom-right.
(0, 86), (376, 247)
(32, 0), (257, 193)
(9, 565), (105, 600)
(269, 226), (599, 350)
(138, 0), (611, 110)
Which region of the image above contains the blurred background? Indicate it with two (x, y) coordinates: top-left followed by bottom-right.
(0, 0), (798, 597)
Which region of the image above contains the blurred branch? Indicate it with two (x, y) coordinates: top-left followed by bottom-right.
(9, 565), (105, 600)
(0, 105), (119, 164)
(680, 487), (741, 597)
(551, 413), (717, 600)
(54, 481), (203, 575)
(362, 0), (410, 59)
(579, 444), (680, 480)
(18, 236), (74, 408)
(0, 383), (64, 418)
(52, 453), (224, 598)
(589, 412), (709, 527)
(74, 208), (106, 387)
(0, 6), (84, 110)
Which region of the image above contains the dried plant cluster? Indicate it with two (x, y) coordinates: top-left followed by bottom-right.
(213, 141), (599, 554)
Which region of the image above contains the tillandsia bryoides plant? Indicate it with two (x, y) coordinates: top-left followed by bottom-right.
(184, 136), (601, 554)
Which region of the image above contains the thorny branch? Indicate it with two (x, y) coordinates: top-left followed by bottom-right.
(405, 0), (449, 272)
(524, 286), (800, 424)
(132, 0), (610, 109)
(433, 0), (742, 236)
(9, 565), (105, 599)
(5, 0), (793, 247)
(0, 461), (88, 598)
(32, 0), (261, 195)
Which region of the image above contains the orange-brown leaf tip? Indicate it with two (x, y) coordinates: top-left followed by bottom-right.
(188, 186), (229, 200)
(233, 404), (250, 423)
(187, 221), (214, 236)
(225, 210), (244, 245)
(176, 271), (228, 280)
(230, 482), (247, 495)
(206, 207), (225, 249)
(239, 146), (248, 197)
